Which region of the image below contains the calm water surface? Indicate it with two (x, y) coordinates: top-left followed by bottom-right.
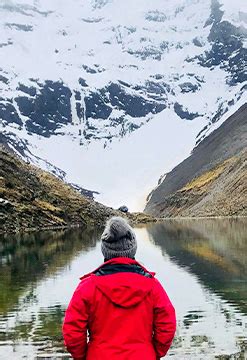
(0, 219), (246, 359)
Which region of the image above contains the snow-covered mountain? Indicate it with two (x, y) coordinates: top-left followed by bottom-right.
(0, 0), (246, 210)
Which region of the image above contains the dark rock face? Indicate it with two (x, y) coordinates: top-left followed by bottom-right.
(76, 102), (84, 120)
(85, 91), (112, 120)
(84, 81), (166, 122)
(2, 75), (167, 143)
(192, 37), (204, 47)
(143, 80), (170, 100)
(0, 101), (22, 125)
(0, 75), (9, 84)
(105, 83), (166, 118)
(74, 90), (84, 120)
(78, 78), (88, 87)
(204, 0), (223, 27)
(174, 102), (201, 120)
(17, 83), (36, 96)
(199, 0), (247, 85)
(82, 65), (97, 74)
(204, 21), (247, 84)
(15, 80), (72, 137)
(179, 82), (200, 93)
(0, 132), (31, 159)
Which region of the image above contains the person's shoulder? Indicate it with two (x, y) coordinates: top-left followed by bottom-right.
(79, 273), (96, 287)
(75, 274), (96, 298)
(151, 277), (167, 296)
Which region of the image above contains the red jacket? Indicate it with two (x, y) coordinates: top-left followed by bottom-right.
(63, 257), (176, 360)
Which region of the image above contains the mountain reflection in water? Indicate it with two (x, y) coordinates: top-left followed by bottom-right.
(146, 218), (247, 314)
(0, 219), (246, 359)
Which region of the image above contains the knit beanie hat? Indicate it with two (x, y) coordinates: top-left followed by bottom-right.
(101, 217), (137, 260)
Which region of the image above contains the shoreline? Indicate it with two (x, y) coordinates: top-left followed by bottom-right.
(1, 214), (246, 235)
(158, 215), (247, 220)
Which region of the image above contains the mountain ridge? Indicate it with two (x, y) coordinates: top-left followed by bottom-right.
(145, 103), (247, 217)
(0, 145), (155, 233)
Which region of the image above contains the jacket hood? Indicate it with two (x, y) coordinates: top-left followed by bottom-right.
(95, 272), (154, 308)
(81, 258), (155, 308)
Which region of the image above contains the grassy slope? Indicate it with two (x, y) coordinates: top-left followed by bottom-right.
(0, 146), (155, 233)
(0, 146), (119, 232)
(145, 104), (247, 217)
(148, 150), (246, 217)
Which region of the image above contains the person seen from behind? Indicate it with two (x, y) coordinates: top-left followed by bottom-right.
(63, 216), (176, 359)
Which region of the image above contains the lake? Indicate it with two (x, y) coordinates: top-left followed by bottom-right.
(0, 218), (246, 359)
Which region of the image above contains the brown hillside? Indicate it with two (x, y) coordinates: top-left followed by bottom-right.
(0, 146), (120, 232)
(145, 104), (247, 217)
